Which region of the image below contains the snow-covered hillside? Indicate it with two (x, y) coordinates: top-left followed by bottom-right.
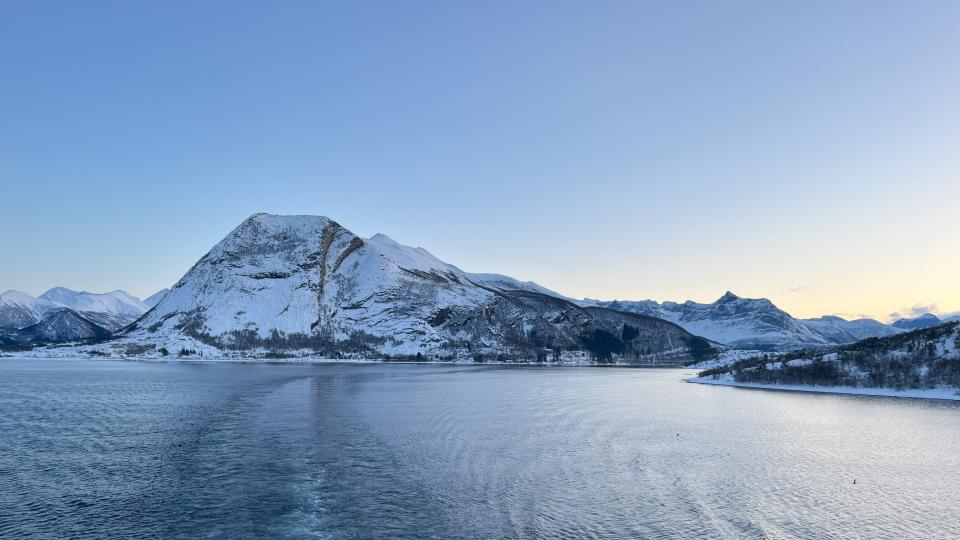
(14, 308), (112, 344)
(800, 315), (899, 342)
(692, 322), (960, 397)
(583, 293), (900, 351)
(39, 287), (147, 331)
(112, 213), (713, 362)
(0, 290), (59, 329)
(143, 289), (170, 308)
(0, 288), (148, 345)
(891, 313), (942, 331)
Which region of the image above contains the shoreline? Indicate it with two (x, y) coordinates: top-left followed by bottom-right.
(687, 374), (960, 402)
(0, 354), (687, 369)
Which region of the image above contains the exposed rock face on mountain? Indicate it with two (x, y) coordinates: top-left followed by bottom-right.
(121, 214), (713, 363)
(583, 293), (899, 351)
(0, 288), (147, 345)
(892, 313), (942, 331)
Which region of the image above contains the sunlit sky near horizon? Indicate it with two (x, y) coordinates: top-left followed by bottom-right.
(2, 1), (959, 321)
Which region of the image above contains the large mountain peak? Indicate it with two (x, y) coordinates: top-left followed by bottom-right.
(120, 213), (713, 363)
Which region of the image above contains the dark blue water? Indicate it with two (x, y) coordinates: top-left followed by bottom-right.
(1, 359), (959, 539)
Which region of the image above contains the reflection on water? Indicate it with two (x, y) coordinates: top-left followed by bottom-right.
(1, 359), (958, 539)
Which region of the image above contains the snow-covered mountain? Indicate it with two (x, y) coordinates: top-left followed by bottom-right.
(891, 313), (942, 331)
(0, 288), (148, 345)
(39, 288), (148, 331)
(0, 290), (59, 330)
(144, 289), (169, 308)
(13, 308), (112, 344)
(800, 315), (900, 343)
(117, 214), (713, 363)
(583, 293), (900, 351)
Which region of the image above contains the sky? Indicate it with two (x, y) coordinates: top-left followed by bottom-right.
(1, 1), (958, 321)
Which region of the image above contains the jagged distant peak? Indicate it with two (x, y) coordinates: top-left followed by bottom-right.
(367, 232), (394, 242)
(717, 291), (741, 302)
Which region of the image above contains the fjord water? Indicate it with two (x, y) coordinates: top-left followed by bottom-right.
(1, 360), (958, 539)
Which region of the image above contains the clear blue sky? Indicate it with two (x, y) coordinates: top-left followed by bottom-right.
(2, 1), (958, 320)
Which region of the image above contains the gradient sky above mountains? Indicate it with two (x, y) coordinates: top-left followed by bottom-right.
(2, 1), (958, 321)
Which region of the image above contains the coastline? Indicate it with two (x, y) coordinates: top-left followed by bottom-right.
(0, 354), (686, 368)
(688, 374), (960, 401)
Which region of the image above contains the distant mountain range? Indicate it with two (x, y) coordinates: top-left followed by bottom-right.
(1, 213), (952, 360)
(891, 313), (945, 331)
(0, 288), (148, 345)
(581, 294), (921, 351)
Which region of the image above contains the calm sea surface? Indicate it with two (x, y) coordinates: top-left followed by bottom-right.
(1, 358), (958, 539)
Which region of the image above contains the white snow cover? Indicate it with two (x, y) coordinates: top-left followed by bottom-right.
(39, 287), (147, 317)
(131, 214), (498, 355)
(143, 289), (170, 308)
(0, 288), (149, 335)
(0, 290), (60, 328)
(800, 315), (900, 341)
(465, 273), (568, 298)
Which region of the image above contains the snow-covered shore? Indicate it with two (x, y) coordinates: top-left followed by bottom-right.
(688, 373), (960, 401)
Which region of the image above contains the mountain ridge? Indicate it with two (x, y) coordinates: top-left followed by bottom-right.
(107, 213), (713, 363)
(581, 293), (901, 351)
(0, 288), (148, 345)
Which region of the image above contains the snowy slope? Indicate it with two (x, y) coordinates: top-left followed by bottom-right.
(693, 322), (960, 396)
(13, 308), (111, 344)
(117, 213), (712, 362)
(465, 273), (568, 298)
(891, 313), (942, 331)
(143, 289), (170, 308)
(0, 290), (59, 329)
(40, 287), (147, 317)
(38, 287), (148, 331)
(800, 315), (900, 342)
